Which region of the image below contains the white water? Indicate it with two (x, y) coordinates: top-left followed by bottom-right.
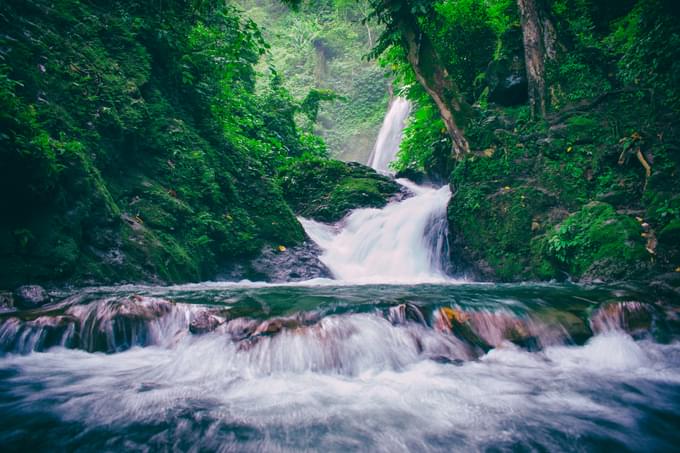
(367, 97), (411, 173)
(302, 180), (452, 283)
(2, 324), (678, 451)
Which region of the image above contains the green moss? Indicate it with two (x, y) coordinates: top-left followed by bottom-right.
(544, 202), (649, 279)
(659, 220), (680, 245)
(279, 158), (400, 222)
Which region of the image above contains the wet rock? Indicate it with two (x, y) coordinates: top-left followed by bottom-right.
(190, 310), (228, 335)
(225, 317), (260, 342)
(67, 295), (175, 352)
(221, 241), (332, 283)
(0, 315), (78, 353)
(434, 307), (491, 351)
(13, 285), (50, 309)
(0, 291), (14, 310)
(590, 301), (653, 336)
(395, 168), (431, 186)
(533, 309), (591, 344)
(387, 303), (427, 325)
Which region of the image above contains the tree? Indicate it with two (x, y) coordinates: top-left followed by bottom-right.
(367, 0), (470, 156)
(517, 0), (556, 118)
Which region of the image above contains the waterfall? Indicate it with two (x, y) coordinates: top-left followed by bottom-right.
(302, 96), (453, 283)
(367, 97), (411, 173)
(301, 181), (452, 283)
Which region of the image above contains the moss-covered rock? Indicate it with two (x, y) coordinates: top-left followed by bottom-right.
(279, 158), (401, 222)
(543, 202), (650, 281)
(445, 88), (677, 282)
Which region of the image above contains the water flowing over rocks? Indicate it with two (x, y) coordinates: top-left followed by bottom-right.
(0, 283), (678, 451)
(1, 284), (676, 361)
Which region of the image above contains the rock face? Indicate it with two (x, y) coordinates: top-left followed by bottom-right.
(220, 241), (332, 283)
(487, 63), (528, 107)
(13, 285), (50, 309)
(279, 158), (401, 222)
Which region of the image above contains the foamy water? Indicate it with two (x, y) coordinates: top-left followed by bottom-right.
(0, 283), (679, 451)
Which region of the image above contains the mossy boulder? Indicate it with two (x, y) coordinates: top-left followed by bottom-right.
(447, 180), (559, 281)
(279, 158), (401, 222)
(543, 202), (651, 281)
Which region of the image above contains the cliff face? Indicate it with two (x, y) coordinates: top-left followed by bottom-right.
(0, 0), (306, 288)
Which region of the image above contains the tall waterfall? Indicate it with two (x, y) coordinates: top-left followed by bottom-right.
(367, 97), (411, 173)
(302, 96), (453, 284)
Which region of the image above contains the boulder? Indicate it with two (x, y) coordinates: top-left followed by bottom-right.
(13, 285), (50, 309)
(220, 241), (332, 283)
(190, 310), (227, 335)
(279, 158), (401, 223)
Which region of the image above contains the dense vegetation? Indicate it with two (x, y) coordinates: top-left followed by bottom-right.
(0, 0), (323, 287)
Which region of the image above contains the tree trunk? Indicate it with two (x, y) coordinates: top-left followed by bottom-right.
(517, 0), (556, 118)
(388, 4), (469, 156)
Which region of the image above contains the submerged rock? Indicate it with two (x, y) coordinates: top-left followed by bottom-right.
(220, 241), (332, 283)
(590, 301), (653, 336)
(13, 285), (50, 309)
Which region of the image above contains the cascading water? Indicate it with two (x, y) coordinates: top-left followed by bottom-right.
(302, 96), (453, 283)
(367, 97), (411, 173)
(301, 181), (452, 283)
(0, 284), (679, 451)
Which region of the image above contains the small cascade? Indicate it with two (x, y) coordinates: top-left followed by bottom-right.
(0, 295), (192, 354)
(302, 181), (452, 283)
(367, 97), (411, 173)
(0, 291), (669, 365)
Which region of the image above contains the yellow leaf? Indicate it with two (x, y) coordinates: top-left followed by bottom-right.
(567, 146), (573, 153)
(277, 245), (287, 252)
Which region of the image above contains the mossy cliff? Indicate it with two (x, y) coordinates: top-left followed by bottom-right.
(279, 158), (401, 222)
(447, 93), (679, 282)
(0, 0), (308, 288)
